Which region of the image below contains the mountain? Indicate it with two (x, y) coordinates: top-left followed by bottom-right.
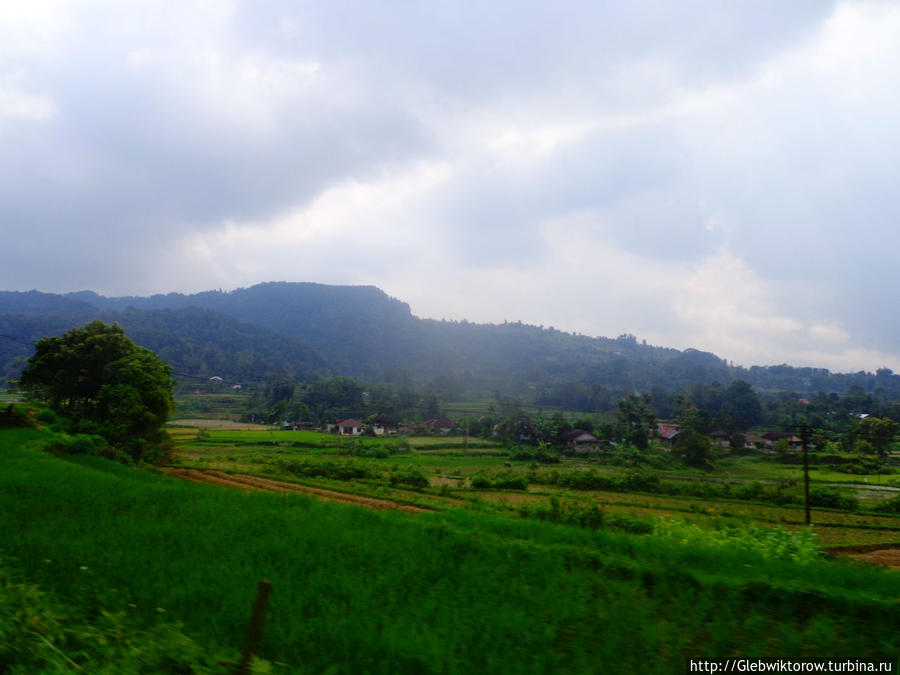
(3, 282), (900, 403)
(0, 290), (98, 316)
(69, 283), (730, 390)
(0, 302), (327, 384)
(66, 282), (420, 376)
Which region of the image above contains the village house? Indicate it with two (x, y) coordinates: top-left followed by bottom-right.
(558, 429), (604, 453)
(370, 413), (400, 436)
(654, 422), (681, 447)
(763, 431), (802, 449)
(420, 417), (455, 435)
(335, 418), (365, 436)
(742, 433), (772, 450)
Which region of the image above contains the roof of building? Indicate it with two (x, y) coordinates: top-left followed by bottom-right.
(655, 422), (681, 440)
(421, 417), (454, 428)
(559, 429), (599, 443)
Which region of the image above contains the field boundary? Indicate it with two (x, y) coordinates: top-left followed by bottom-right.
(163, 467), (431, 513)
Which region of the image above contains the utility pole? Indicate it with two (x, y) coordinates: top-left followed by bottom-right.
(464, 410), (469, 450)
(800, 421), (811, 526)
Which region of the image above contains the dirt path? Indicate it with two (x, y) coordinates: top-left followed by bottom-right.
(826, 544), (900, 569)
(167, 419), (275, 430)
(163, 467), (430, 513)
(847, 548), (900, 568)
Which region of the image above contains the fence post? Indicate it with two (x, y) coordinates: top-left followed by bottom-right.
(234, 579), (273, 675)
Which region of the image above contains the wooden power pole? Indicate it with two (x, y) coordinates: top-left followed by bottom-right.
(800, 422), (811, 526)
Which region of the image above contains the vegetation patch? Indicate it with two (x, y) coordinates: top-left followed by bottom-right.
(274, 457), (373, 481)
(3, 427), (900, 672)
(0, 556), (235, 674)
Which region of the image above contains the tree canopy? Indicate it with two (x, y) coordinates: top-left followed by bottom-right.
(19, 320), (175, 460)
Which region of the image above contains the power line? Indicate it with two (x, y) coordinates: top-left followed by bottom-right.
(0, 333), (36, 345)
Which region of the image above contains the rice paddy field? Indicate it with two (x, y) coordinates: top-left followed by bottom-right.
(169, 427), (900, 549)
(2, 425), (900, 673)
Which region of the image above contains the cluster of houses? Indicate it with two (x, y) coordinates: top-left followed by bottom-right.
(284, 414), (802, 454)
(654, 423), (803, 450)
(553, 425), (803, 454)
(314, 415), (456, 437)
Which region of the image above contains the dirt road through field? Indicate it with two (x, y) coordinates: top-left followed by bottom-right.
(163, 467), (430, 513)
(847, 548), (900, 567)
(826, 544), (900, 569)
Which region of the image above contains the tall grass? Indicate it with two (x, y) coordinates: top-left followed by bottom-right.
(2, 428), (899, 673)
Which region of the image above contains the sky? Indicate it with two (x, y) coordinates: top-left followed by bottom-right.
(2, 1), (899, 374)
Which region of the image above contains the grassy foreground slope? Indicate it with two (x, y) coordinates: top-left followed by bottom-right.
(1, 428), (898, 674)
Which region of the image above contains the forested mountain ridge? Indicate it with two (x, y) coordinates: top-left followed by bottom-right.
(2, 282), (899, 404)
(66, 282), (419, 376)
(0, 302), (328, 384)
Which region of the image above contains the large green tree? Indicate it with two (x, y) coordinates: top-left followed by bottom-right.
(853, 416), (897, 458)
(719, 380), (762, 431)
(19, 320), (174, 459)
(616, 393), (655, 450)
(673, 405), (713, 468)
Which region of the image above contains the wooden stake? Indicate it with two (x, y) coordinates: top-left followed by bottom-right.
(235, 580), (273, 675)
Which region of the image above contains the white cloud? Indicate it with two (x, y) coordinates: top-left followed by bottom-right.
(3, 0), (900, 375)
(0, 78), (55, 120)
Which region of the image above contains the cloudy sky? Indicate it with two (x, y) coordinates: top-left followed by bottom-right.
(2, 1), (899, 373)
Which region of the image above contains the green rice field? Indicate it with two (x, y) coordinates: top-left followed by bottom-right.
(2, 426), (900, 673)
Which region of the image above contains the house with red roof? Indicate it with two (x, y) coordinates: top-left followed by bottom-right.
(335, 418), (365, 436)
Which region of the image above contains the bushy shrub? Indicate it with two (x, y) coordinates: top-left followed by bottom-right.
(470, 473), (492, 489)
(382, 440), (411, 454)
(508, 446), (560, 463)
(873, 496), (900, 514)
(470, 471), (528, 490)
(808, 488), (859, 511)
(517, 498), (605, 530)
(606, 514), (654, 534)
(620, 471), (661, 492)
(826, 457), (891, 475)
(534, 469), (809, 509)
(557, 470), (614, 491)
(0, 557), (233, 673)
(36, 407), (60, 426)
(356, 445), (390, 459)
(0, 403), (37, 428)
(607, 447), (677, 469)
(653, 520), (822, 563)
(37, 432), (107, 455)
(276, 458), (372, 481)
(389, 466), (430, 489)
(491, 472), (529, 490)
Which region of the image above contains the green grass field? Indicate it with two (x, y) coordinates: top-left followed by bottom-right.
(173, 392), (249, 420)
(3, 426), (900, 673)
(169, 428), (900, 549)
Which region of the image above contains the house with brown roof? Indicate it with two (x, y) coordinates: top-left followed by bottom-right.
(420, 417), (455, 435)
(335, 419), (365, 436)
(654, 423), (681, 447)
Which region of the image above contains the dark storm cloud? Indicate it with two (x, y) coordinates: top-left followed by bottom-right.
(1, 0), (833, 284)
(0, 2), (432, 289)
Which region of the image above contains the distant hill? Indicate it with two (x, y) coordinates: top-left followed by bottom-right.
(3, 282), (900, 403)
(65, 282), (420, 376)
(0, 302), (327, 384)
(0, 290), (98, 317)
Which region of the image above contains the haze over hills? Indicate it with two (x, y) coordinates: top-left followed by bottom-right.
(2, 282), (899, 404)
